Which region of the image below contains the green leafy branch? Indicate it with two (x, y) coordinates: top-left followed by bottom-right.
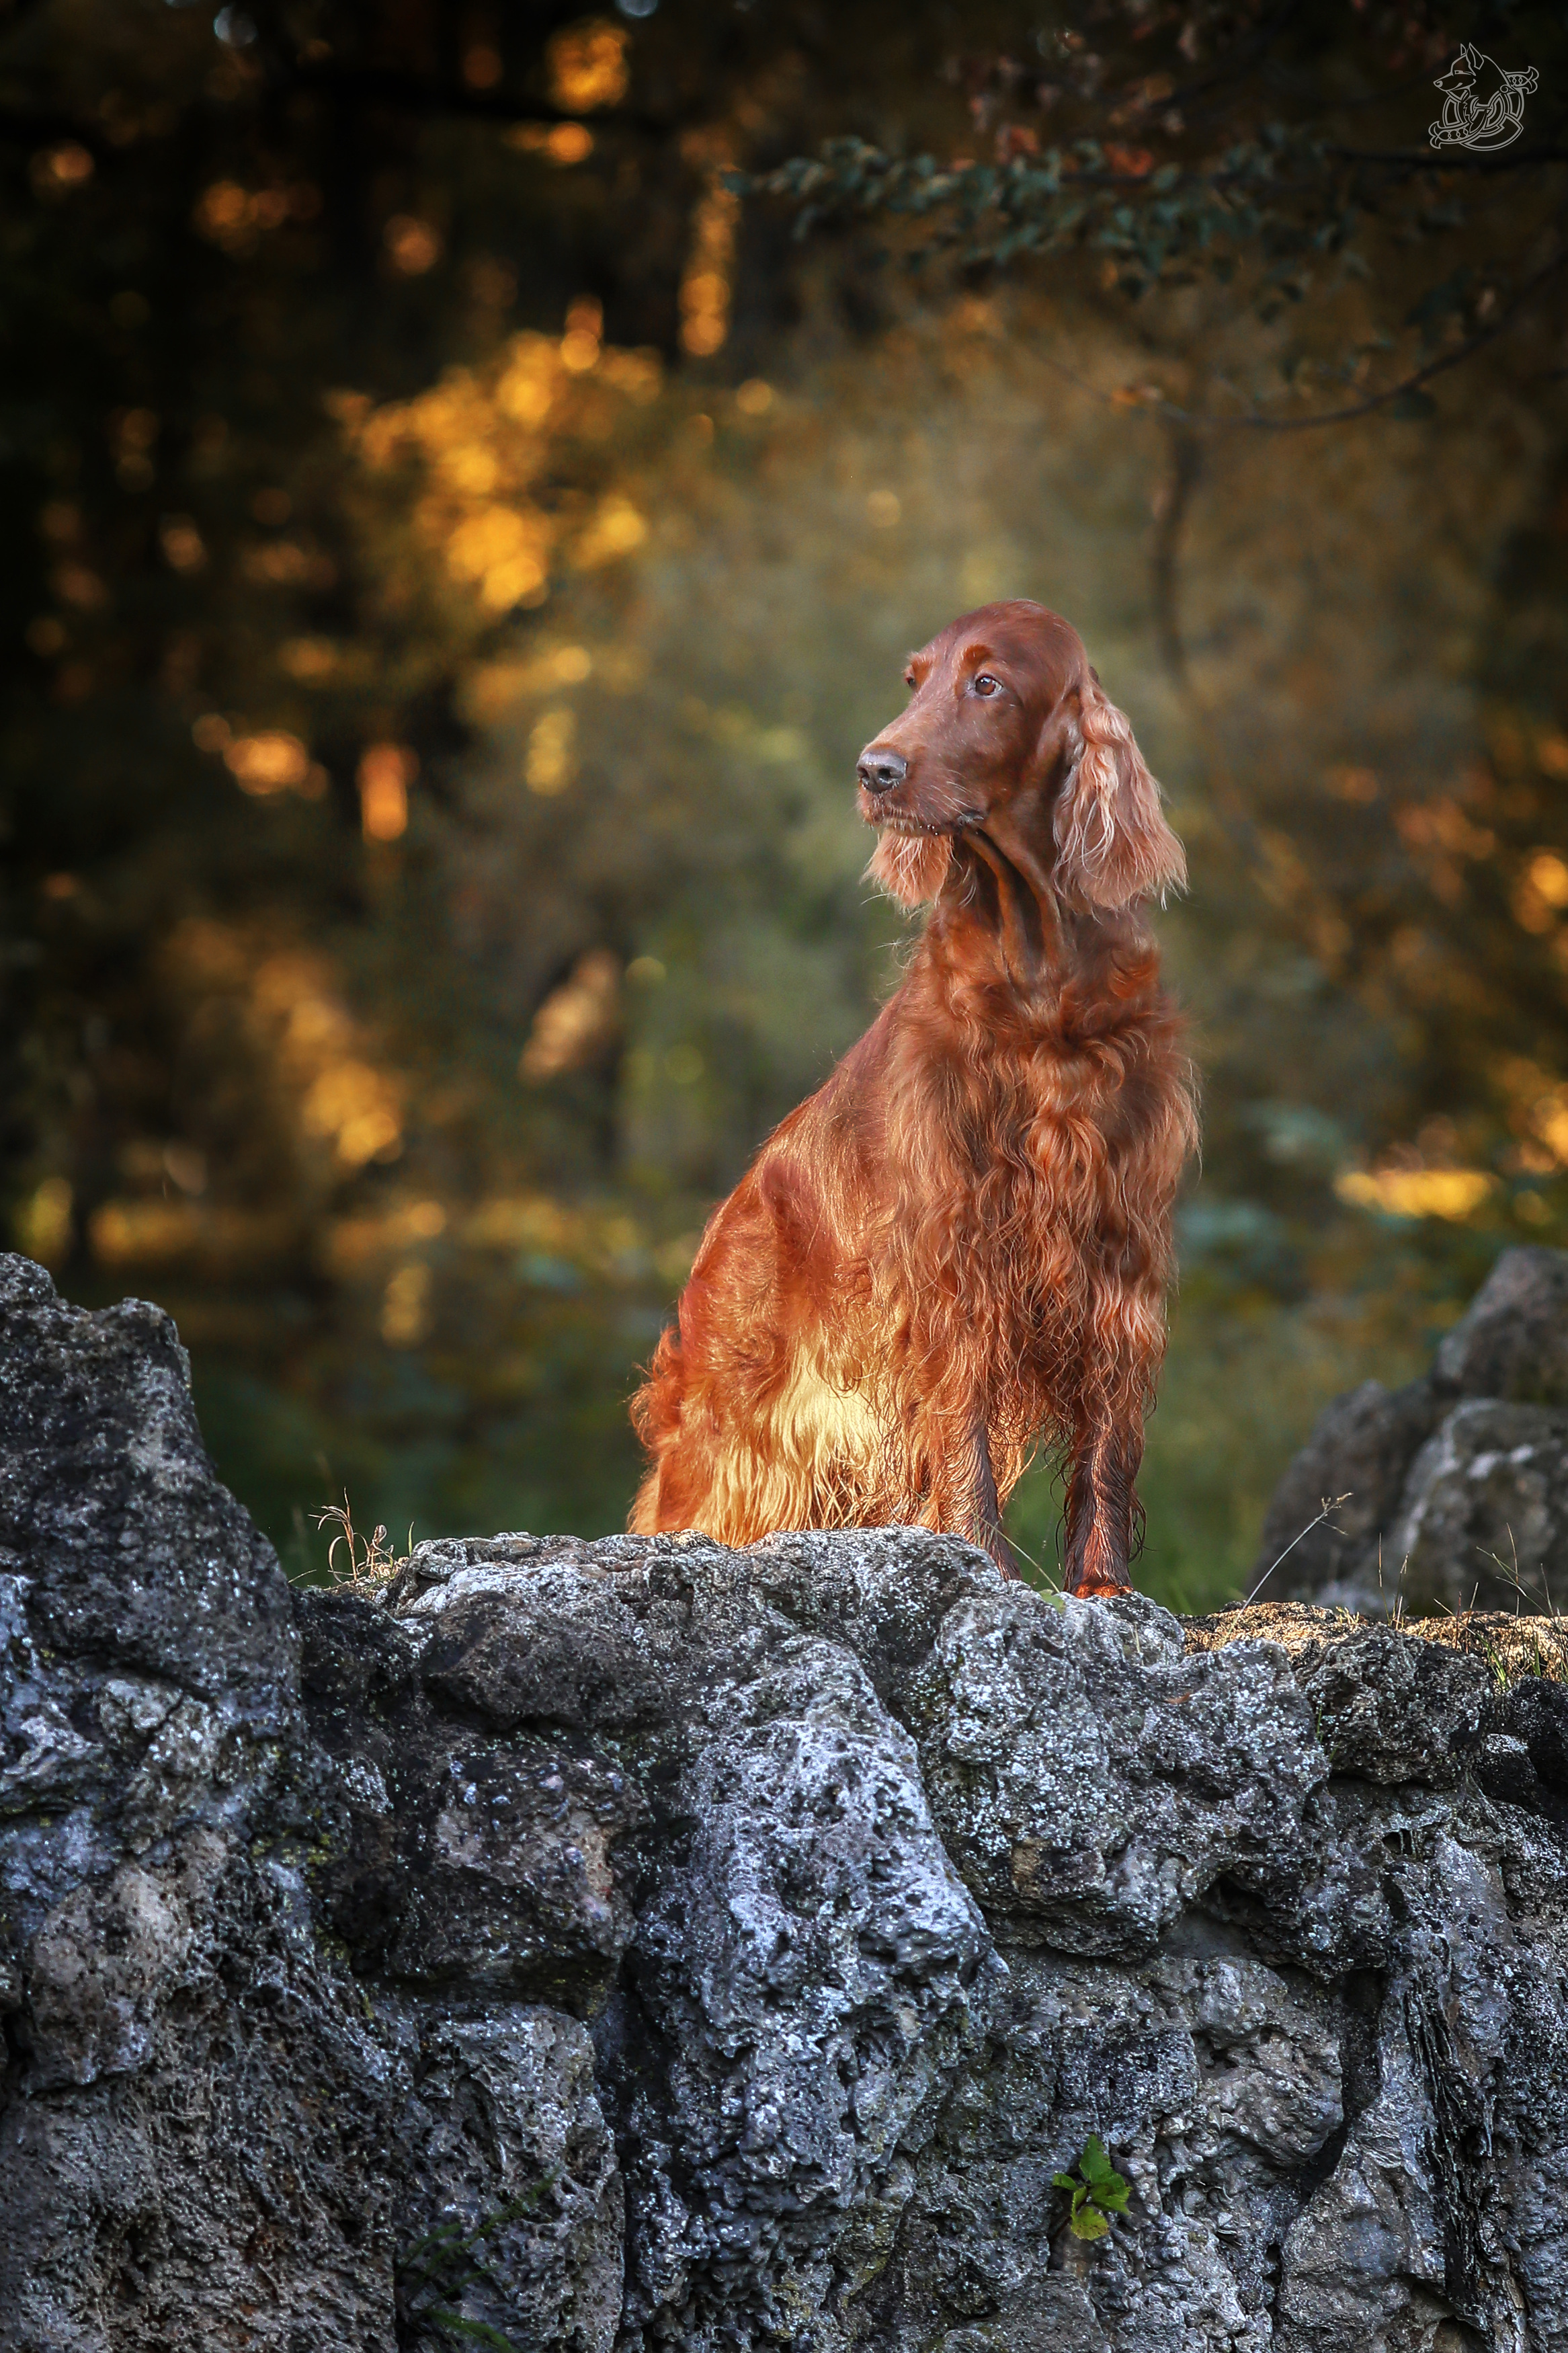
(735, 91), (1566, 432)
(737, 128), (1352, 301)
(1052, 2137), (1131, 2241)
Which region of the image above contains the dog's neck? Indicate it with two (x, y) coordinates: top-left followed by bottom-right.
(921, 822), (1153, 1012)
(960, 830), (1059, 985)
(935, 813), (1067, 988)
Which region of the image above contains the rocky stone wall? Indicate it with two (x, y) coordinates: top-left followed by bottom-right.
(5, 1253), (1568, 2352)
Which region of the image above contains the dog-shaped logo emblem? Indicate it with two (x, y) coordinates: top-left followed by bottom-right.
(1429, 44), (1538, 152)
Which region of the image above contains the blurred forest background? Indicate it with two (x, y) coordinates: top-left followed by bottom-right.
(3, 0), (1565, 1607)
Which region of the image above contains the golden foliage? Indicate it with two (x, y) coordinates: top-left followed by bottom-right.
(346, 322), (660, 615)
(679, 183), (738, 357)
(219, 941), (410, 1170)
(88, 1201), (295, 1268)
(159, 516), (207, 573)
(546, 19), (628, 112)
(525, 705), (577, 795)
(1516, 848), (1568, 932)
(15, 1177), (73, 1267)
(384, 215), (443, 275)
(573, 494), (647, 567)
(506, 121), (594, 165)
(278, 637), (339, 681)
(381, 1261), (432, 1345)
(327, 1199), (446, 1273)
(222, 730), (326, 798)
(193, 178), (313, 249)
(1335, 1166), (1496, 1220)
(520, 951), (621, 1077)
(300, 1061), (403, 1166)
(33, 143), (93, 194)
(1501, 1060), (1568, 1169)
(358, 744), (417, 840)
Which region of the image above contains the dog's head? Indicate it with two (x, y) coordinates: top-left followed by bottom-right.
(856, 599), (1186, 913)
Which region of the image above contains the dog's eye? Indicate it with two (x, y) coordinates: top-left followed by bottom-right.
(903, 670), (917, 690)
(973, 674), (1000, 696)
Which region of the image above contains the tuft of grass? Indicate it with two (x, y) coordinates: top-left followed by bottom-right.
(286, 1490), (412, 1592)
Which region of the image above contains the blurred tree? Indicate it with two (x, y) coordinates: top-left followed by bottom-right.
(754, 2), (1564, 430)
(750, 0), (1568, 1390)
(0, 0), (1026, 1560)
(3, 0), (1564, 1605)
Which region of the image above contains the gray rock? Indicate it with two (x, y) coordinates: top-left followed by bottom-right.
(903, 1589), (1326, 1956)
(22, 1850), (204, 2091)
(934, 2278), (1112, 2353)
(1432, 1246), (1568, 1406)
(392, 2003), (624, 2353)
(7, 1252), (1568, 2352)
(1274, 1622), (1492, 1790)
(390, 1543), (997, 2347)
(1251, 1246), (1568, 1612)
(1395, 1400), (1568, 1616)
(0, 1256), (296, 1715)
(0, 1258), (405, 2351)
(1249, 1380), (1444, 1607)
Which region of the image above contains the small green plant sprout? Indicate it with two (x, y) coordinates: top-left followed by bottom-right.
(1052, 2137), (1131, 2241)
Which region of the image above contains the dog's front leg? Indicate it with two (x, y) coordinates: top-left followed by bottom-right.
(1062, 1423), (1139, 1599)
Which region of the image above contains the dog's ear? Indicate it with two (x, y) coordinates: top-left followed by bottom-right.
(1053, 672), (1186, 910)
(865, 830), (952, 909)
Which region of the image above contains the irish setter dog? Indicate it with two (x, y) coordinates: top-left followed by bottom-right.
(628, 600), (1196, 1597)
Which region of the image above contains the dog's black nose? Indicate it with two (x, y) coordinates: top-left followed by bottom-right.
(857, 749), (908, 796)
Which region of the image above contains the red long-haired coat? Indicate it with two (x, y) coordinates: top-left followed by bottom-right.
(628, 600), (1196, 1597)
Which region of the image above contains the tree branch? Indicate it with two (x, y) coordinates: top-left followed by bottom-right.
(278, 59), (663, 136)
(1165, 244), (1568, 432)
(1020, 245), (1566, 438)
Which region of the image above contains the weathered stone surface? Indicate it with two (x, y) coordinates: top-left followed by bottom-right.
(1188, 1608), (1494, 1790)
(1395, 1400), (1568, 1617)
(0, 1259), (403, 2352)
(7, 1252), (1568, 2352)
(1249, 1379), (1444, 1606)
(1431, 1245), (1568, 1406)
(1253, 1247), (1568, 1615)
(390, 2002), (624, 2353)
(388, 1541), (998, 2349)
(0, 1256), (295, 1714)
(903, 1588), (1325, 1957)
